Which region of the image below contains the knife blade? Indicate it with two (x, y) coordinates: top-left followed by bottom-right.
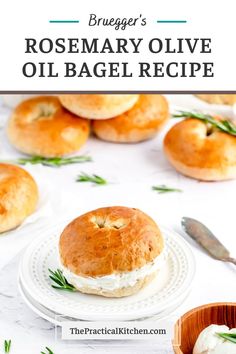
(181, 217), (236, 265)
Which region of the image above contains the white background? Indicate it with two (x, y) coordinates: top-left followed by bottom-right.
(0, 0), (235, 91)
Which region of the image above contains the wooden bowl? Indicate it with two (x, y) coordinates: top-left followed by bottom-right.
(173, 302), (236, 354)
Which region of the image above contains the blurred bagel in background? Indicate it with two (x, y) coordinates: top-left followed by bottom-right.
(195, 94), (236, 105)
(7, 96), (90, 157)
(92, 95), (169, 143)
(58, 94), (139, 119)
(0, 163), (38, 233)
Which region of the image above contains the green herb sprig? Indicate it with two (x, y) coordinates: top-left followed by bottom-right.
(76, 172), (107, 185)
(4, 340), (11, 353)
(11, 155), (92, 167)
(217, 332), (236, 344)
(49, 269), (76, 292)
(41, 347), (54, 354)
(152, 185), (182, 194)
(173, 111), (236, 136)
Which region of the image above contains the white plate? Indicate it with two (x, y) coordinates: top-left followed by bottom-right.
(18, 277), (189, 325)
(19, 224), (195, 321)
(18, 278), (76, 325)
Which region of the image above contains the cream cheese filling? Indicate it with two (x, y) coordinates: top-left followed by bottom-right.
(60, 250), (166, 292)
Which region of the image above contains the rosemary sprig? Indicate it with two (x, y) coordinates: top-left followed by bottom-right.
(76, 172), (107, 185)
(41, 347), (54, 354)
(217, 332), (236, 344)
(173, 111), (236, 136)
(49, 269), (76, 292)
(152, 185), (182, 194)
(12, 155), (92, 167)
(4, 340), (11, 353)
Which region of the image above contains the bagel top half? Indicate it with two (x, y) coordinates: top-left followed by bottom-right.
(59, 206), (164, 278)
(7, 96), (90, 157)
(58, 94), (139, 119)
(164, 118), (236, 181)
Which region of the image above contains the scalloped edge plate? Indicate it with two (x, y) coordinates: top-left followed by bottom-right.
(19, 224), (195, 321)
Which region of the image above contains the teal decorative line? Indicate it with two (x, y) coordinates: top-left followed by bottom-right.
(157, 20), (187, 23)
(49, 20), (80, 23)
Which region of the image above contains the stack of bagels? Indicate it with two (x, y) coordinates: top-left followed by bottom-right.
(2, 94), (169, 234)
(7, 94), (169, 158)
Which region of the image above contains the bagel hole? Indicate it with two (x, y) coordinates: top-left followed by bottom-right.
(30, 103), (57, 122)
(94, 217), (105, 228)
(91, 216), (126, 229)
(206, 123), (214, 136)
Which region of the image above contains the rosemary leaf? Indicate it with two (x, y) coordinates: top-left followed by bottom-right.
(152, 185), (182, 194)
(4, 340), (11, 353)
(11, 155), (92, 167)
(173, 111), (236, 136)
(76, 172), (107, 185)
(41, 347), (54, 354)
(49, 269), (76, 292)
(217, 332), (236, 344)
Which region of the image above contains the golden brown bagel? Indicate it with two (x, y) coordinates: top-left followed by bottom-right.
(59, 206), (164, 297)
(7, 96), (90, 157)
(164, 118), (236, 181)
(0, 163), (38, 233)
(92, 95), (169, 143)
(195, 94), (236, 105)
(58, 94), (139, 119)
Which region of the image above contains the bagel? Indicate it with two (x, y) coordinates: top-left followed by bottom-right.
(7, 96), (90, 157)
(164, 118), (236, 181)
(195, 94), (236, 106)
(59, 206), (165, 297)
(58, 94), (139, 119)
(0, 163), (38, 233)
(92, 95), (169, 143)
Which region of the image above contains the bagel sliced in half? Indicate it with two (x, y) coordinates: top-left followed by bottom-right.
(59, 206), (165, 297)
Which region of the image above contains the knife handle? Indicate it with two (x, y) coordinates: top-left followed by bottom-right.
(225, 257), (236, 266)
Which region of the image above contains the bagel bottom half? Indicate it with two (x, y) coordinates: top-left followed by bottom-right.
(70, 272), (157, 298)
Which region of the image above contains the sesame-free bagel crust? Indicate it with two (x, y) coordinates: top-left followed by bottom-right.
(59, 206), (164, 277)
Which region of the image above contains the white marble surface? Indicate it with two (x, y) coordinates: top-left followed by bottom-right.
(0, 95), (236, 353)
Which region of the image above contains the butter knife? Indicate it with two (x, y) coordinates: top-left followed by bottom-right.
(181, 217), (236, 266)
